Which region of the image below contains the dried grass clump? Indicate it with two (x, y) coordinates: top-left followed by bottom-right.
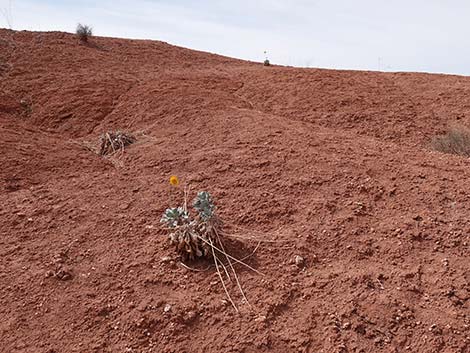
(99, 131), (136, 156)
(76, 23), (92, 42)
(161, 190), (261, 312)
(431, 125), (470, 157)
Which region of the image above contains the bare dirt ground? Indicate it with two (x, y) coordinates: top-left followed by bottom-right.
(0, 29), (469, 353)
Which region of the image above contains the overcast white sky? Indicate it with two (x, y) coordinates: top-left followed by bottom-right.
(1, 0), (470, 75)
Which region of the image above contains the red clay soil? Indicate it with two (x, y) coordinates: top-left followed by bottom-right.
(0, 29), (469, 353)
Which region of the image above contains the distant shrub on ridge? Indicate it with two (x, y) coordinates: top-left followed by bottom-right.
(76, 23), (92, 43)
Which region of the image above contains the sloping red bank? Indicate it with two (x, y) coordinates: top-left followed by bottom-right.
(0, 29), (468, 352)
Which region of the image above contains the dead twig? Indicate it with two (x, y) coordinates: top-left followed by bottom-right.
(239, 241), (262, 262)
(222, 223), (295, 243)
(177, 261), (211, 272)
(210, 238), (238, 312)
(195, 233), (264, 276)
(214, 226), (249, 306)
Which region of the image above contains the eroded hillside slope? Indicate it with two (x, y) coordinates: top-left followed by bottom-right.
(1, 29), (469, 353)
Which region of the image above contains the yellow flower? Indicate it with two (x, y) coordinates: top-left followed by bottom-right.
(169, 175), (179, 186)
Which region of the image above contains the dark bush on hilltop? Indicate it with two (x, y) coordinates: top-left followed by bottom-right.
(76, 23), (92, 42)
(431, 125), (470, 157)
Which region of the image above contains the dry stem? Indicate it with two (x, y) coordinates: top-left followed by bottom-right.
(210, 237), (238, 312)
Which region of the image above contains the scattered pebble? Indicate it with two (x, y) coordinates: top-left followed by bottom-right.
(55, 268), (72, 281)
(254, 315), (267, 322)
(294, 255), (305, 267)
(183, 311), (197, 322)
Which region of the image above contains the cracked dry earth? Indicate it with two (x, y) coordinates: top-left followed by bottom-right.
(0, 29), (469, 352)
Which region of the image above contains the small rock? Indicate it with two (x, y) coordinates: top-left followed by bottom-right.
(55, 268), (72, 281)
(429, 323), (442, 334)
(136, 301), (148, 312)
(254, 315), (267, 322)
(163, 304), (171, 313)
(294, 255), (305, 267)
(183, 311), (197, 322)
(161, 256), (172, 263)
(374, 337), (383, 344)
